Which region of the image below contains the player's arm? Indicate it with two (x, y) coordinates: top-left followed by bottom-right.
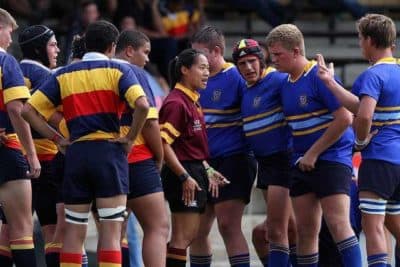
(124, 96), (149, 144)
(142, 118), (163, 171)
(7, 100), (41, 177)
(22, 103), (66, 148)
(353, 96), (377, 148)
(299, 107), (353, 171)
(316, 54), (359, 114)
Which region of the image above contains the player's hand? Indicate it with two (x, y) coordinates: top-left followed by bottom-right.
(0, 128), (8, 146)
(298, 151), (318, 172)
(109, 136), (133, 154)
(354, 129), (378, 151)
(55, 138), (71, 155)
(316, 53), (334, 84)
(26, 153), (41, 178)
(182, 177), (202, 206)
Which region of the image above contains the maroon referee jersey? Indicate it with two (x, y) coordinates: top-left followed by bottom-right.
(159, 83), (209, 161)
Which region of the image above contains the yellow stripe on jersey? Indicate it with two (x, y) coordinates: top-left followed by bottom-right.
(125, 84), (146, 109)
(74, 131), (119, 142)
(375, 106), (400, 111)
(99, 263), (120, 267)
(59, 118), (70, 138)
(246, 121), (287, 137)
(160, 131), (174, 144)
(57, 68), (122, 98)
(372, 120), (400, 126)
(202, 108), (240, 114)
(161, 122), (180, 137)
(34, 138), (58, 155)
(292, 122), (331, 136)
(0, 245), (10, 252)
(3, 86), (30, 104)
(29, 90), (56, 120)
(147, 107), (158, 119)
(286, 109), (329, 121)
(24, 77), (31, 89)
(243, 107), (282, 122)
(120, 126), (146, 146)
(60, 263), (81, 267)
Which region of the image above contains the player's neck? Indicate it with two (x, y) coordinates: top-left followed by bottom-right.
(289, 57), (309, 82)
(210, 57), (225, 77)
(369, 48), (393, 65)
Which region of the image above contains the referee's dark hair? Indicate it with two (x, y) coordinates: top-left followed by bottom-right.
(168, 48), (203, 88)
(85, 20), (119, 54)
(116, 30), (150, 53)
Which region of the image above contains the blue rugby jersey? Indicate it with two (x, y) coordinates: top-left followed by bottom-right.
(352, 57), (400, 164)
(0, 49), (31, 150)
(199, 62), (247, 157)
(241, 67), (291, 156)
(281, 61), (354, 167)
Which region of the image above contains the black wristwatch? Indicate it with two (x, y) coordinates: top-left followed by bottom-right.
(178, 172), (190, 182)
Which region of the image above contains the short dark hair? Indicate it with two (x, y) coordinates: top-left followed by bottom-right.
(357, 14), (396, 49)
(116, 30), (150, 53)
(71, 34), (86, 60)
(191, 25), (225, 54)
(85, 20), (119, 53)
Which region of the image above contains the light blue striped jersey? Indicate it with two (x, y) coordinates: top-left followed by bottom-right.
(241, 67), (291, 156)
(352, 57), (400, 165)
(199, 62), (247, 157)
(281, 61), (354, 167)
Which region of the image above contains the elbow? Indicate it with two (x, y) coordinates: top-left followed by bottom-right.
(21, 103), (33, 122)
(342, 111), (353, 127)
(135, 96), (150, 114)
(6, 100), (24, 118)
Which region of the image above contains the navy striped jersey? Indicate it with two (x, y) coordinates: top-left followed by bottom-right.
(0, 49), (31, 150)
(20, 60), (57, 161)
(199, 62), (247, 157)
(352, 57), (400, 164)
(29, 52), (145, 142)
(281, 61), (354, 167)
(241, 67), (291, 156)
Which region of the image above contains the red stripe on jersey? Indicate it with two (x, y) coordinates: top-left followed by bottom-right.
(127, 144), (153, 163)
(62, 90), (121, 121)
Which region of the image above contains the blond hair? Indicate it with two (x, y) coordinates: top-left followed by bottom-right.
(265, 24), (305, 56)
(357, 14), (396, 49)
(0, 8), (17, 29)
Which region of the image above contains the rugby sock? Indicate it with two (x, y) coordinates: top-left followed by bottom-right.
(60, 252), (81, 267)
(190, 254), (212, 267)
(121, 237), (130, 267)
(261, 255), (268, 267)
(289, 245), (298, 267)
(166, 246), (186, 267)
(297, 253), (318, 267)
(229, 253), (250, 267)
(45, 242), (62, 267)
(368, 253), (388, 267)
(82, 249), (88, 267)
(0, 244), (13, 267)
(268, 243), (289, 267)
(10, 236), (36, 267)
(395, 244), (400, 267)
(99, 250), (122, 267)
(337, 235), (362, 267)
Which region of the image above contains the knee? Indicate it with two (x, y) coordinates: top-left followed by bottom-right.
(324, 214), (352, 238)
(267, 219), (288, 242)
(252, 224), (267, 247)
(217, 217), (239, 237)
(361, 216), (385, 236)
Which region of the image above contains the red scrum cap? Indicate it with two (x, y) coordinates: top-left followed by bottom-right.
(232, 39), (264, 64)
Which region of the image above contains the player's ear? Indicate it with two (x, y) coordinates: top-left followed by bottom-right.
(293, 46), (301, 57)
